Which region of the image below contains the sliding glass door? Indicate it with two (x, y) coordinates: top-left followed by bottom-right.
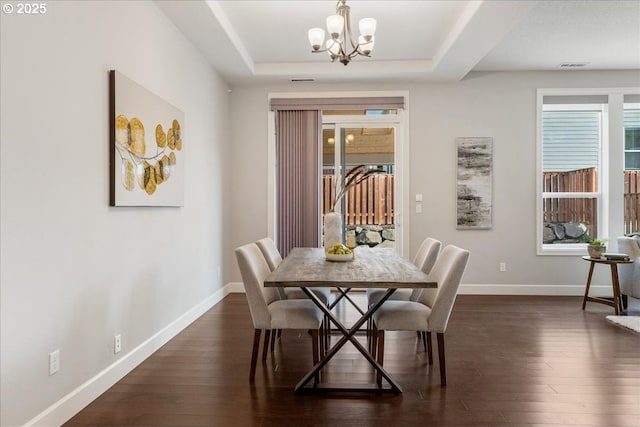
(321, 111), (398, 251)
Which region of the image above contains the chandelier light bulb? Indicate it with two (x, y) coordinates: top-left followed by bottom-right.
(326, 39), (341, 57)
(359, 35), (374, 55)
(308, 28), (325, 51)
(358, 18), (376, 40)
(326, 14), (344, 39)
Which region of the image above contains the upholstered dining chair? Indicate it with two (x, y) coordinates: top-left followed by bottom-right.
(371, 244), (470, 386)
(255, 237), (334, 352)
(366, 237), (442, 307)
(255, 237), (334, 305)
(235, 243), (324, 381)
(617, 235), (640, 307)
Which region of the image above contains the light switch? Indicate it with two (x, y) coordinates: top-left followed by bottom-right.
(416, 204), (422, 213)
(415, 194), (423, 202)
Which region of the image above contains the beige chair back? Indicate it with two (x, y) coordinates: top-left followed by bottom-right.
(235, 243), (281, 330)
(255, 237), (287, 299)
(418, 245), (469, 333)
(410, 237), (442, 301)
(617, 236), (640, 298)
(256, 237), (283, 271)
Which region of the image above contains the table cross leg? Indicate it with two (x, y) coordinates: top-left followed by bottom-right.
(295, 287), (402, 393)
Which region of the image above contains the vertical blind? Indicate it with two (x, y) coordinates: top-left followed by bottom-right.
(276, 110), (321, 256)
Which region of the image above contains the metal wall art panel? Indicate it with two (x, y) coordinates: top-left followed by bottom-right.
(109, 70), (184, 207)
(456, 137), (493, 229)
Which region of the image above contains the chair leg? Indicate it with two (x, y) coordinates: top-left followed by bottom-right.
(312, 329), (320, 384)
(622, 294), (628, 309)
(270, 329), (277, 353)
(324, 314), (330, 353)
(376, 330), (385, 386)
(371, 323), (378, 359)
(262, 330), (271, 361)
(426, 332), (433, 365)
(319, 320), (325, 358)
(437, 332), (446, 386)
(250, 329), (261, 381)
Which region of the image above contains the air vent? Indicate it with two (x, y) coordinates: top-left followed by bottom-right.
(560, 63), (589, 68)
(290, 78), (315, 82)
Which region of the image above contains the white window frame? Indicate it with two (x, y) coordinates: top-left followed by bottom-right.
(539, 103), (605, 255)
(536, 88), (640, 256)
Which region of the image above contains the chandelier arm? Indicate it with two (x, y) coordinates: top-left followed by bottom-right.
(343, 4), (359, 52)
(309, 47), (340, 63)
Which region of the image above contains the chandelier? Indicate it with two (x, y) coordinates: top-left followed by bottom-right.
(307, 0), (376, 66)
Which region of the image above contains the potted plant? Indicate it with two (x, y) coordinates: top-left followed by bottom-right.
(586, 237), (607, 258)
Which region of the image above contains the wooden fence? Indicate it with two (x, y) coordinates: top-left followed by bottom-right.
(321, 169), (639, 232)
(625, 170), (640, 234)
(543, 168), (640, 235)
(322, 174), (394, 225)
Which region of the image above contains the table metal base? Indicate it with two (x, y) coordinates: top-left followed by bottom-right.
(296, 287), (402, 394)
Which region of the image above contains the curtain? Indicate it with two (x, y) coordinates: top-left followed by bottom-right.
(275, 110), (321, 256)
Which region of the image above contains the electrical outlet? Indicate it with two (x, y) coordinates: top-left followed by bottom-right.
(499, 262), (507, 272)
(49, 350), (60, 375)
(416, 204), (422, 213)
(114, 334), (122, 354)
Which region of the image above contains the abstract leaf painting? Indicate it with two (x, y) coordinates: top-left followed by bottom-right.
(456, 137), (493, 229)
(109, 70), (184, 207)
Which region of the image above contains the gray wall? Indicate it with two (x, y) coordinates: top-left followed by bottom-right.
(228, 71), (640, 291)
(0, 2), (231, 425)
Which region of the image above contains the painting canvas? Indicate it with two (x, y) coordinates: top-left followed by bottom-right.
(456, 137), (493, 229)
(109, 70), (184, 207)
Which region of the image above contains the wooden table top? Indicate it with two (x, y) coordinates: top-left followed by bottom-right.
(264, 247), (437, 289)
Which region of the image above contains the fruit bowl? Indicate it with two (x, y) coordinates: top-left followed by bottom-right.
(325, 252), (354, 262)
(325, 243), (354, 262)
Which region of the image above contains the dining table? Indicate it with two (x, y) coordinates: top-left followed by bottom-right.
(264, 246), (437, 393)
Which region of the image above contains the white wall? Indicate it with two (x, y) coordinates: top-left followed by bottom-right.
(228, 71), (640, 292)
(0, 2), (230, 425)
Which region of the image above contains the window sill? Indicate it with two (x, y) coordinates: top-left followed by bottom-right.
(538, 244), (589, 256)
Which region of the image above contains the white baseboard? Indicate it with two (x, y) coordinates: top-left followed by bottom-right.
(226, 281), (244, 293)
(24, 283), (239, 427)
(460, 283), (611, 296)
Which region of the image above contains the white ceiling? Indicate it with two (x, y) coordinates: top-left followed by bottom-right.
(155, 0), (640, 84)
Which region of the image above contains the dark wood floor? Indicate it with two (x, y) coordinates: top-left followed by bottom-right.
(65, 294), (640, 427)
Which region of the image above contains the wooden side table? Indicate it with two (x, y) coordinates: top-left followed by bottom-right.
(581, 256), (634, 315)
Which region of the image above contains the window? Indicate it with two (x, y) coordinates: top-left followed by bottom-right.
(537, 89), (640, 255)
(624, 106), (640, 170)
(624, 104), (640, 234)
(540, 104), (604, 250)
